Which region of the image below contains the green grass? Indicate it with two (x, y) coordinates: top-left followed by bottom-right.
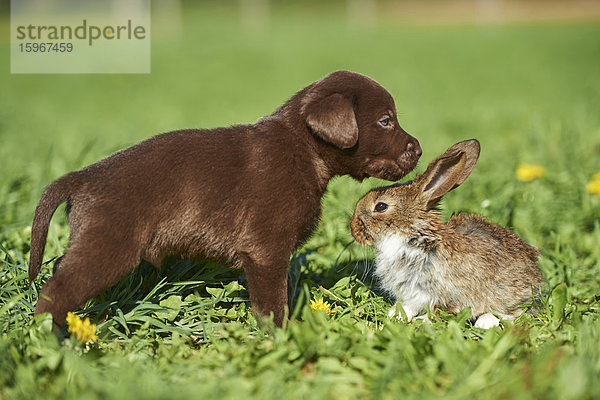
(1, 3), (600, 399)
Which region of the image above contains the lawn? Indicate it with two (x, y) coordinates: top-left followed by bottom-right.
(1, 3), (600, 399)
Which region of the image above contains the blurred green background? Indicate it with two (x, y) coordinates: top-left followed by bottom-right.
(1, 1), (600, 399)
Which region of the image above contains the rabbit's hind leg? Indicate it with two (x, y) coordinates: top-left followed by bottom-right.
(474, 313), (500, 329)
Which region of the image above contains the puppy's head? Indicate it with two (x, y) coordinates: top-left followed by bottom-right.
(301, 70), (421, 181)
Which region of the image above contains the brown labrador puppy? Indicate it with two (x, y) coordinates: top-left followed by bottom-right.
(29, 70), (421, 328)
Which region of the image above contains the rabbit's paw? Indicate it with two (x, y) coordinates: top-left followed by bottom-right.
(388, 303), (421, 322)
(414, 314), (432, 324)
(474, 313), (500, 329)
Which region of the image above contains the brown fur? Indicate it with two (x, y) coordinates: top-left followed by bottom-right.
(350, 140), (543, 320)
(29, 70), (422, 328)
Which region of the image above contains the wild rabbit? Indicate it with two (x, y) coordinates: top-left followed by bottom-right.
(350, 140), (544, 328)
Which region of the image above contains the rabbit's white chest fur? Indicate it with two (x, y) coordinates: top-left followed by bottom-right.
(374, 233), (440, 320)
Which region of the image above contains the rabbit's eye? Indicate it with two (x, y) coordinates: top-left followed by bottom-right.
(374, 202), (388, 212)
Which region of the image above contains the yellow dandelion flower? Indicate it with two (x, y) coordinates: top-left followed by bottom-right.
(310, 297), (334, 315)
(66, 312), (98, 343)
(516, 163), (545, 182)
(586, 177), (600, 195)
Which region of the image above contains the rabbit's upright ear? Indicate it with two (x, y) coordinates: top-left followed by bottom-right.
(418, 151), (468, 207)
(437, 139), (480, 188)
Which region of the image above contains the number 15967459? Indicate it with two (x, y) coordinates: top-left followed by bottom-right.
(19, 42), (73, 53)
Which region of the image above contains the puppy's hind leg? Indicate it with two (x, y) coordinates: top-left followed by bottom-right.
(35, 236), (140, 328)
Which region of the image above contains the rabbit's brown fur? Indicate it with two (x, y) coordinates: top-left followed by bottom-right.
(350, 140), (543, 328)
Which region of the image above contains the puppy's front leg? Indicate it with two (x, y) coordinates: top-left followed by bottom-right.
(243, 258), (289, 327)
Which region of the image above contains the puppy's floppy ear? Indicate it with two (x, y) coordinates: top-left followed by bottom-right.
(304, 93), (358, 149)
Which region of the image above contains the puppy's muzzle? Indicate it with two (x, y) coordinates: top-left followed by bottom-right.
(398, 137), (422, 168)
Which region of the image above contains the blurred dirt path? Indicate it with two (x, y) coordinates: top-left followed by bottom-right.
(383, 0), (600, 24)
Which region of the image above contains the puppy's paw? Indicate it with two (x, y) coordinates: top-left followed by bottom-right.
(474, 313), (500, 329)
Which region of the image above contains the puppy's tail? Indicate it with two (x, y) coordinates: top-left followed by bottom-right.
(29, 172), (82, 282)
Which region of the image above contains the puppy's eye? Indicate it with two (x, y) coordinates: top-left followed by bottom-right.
(374, 202), (388, 212)
(378, 117), (391, 127)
